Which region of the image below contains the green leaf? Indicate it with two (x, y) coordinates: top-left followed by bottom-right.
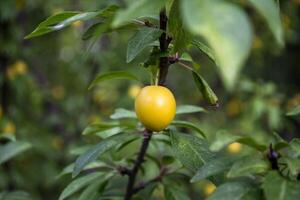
(210, 131), (267, 152)
(176, 105), (207, 115)
(110, 108), (137, 120)
(171, 120), (206, 138)
(127, 27), (163, 63)
(88, 71), (139, 90)
(227, 156), (269, 178)
(280, 157), (300, 176)
(262, 171), (300, 200)
(0, 141), (31, 165)
(82, 22), (111, 40)
(179, 53), (193, 62)
(25, 12), (97, 39)
(0, 134), (16, 143)
(168, 0), (191, 52)
(247, 0), (284, 46)
(272, 132), (289, 151)
(59, 172), (104, 200)
(72, 133), (132, 177)
(0, 191), (31, 200)
(82, 122), (119, 135)
(290, 138), (300, 157)
(192, 71), (218, 106)
(112, 0), (166, 27)
(192, 40), (216, 63)
(191, 156), (236, 182)
(207, 180), (261, 200)
(164, 185), (191, 200)
(181, 0), (253, 90)
(286, 105), (300, 116)
(170, 132), (215, 172)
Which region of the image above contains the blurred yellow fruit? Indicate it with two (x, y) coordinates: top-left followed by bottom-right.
(128, 85), (141, 99)
(0, 105), (2, 119)
(203, 182), (216, 196)
(52, 137), (64, 150)
(13, 60), (28, 75)
(6, 67), (17, 80)
(252, 36), (263, 49)
(72, 20), (83, 28)
(51, 86), (65, 100)
(15, 0), (25, 10)
(135, 86), (176, 132)
(227, 142), (242, 154)
(3, 121), (16, 134)
(88, 114), (102, 124)
(226, 99), (242, 117)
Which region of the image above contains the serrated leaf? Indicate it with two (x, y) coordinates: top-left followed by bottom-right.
(112, 0), (166, 27)
(59, 172), (104, 200)
(127, 27), (163, 63)
(176, 105), (207, 115)
(72, 133), (132, 177)
(227, 156), (269, 178)
(191, 156), (236, 182)
(247, 0), (284, 46)
(280, 157), (300, 176)
(171, 120), (206, 138)
(164, 185), (191, 200)
(262, 171), (300, 200)
(192, 71), (218, 106)
(192, 40), (216, 63)
(0, 141), (31, 165)
(182, 0), (253, 90)
(286, 105), (300, 116)
(290, 138), (300, 157)
(110, 108), (137, 120)
(207, 180), (261, 200)
(89, 71), (139, 90)
(170, 132), (215, 172)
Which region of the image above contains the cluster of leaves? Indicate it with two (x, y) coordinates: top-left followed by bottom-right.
(17, 0), (300, 199)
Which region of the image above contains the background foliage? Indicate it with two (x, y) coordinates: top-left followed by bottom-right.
(0, 0), (300, 200)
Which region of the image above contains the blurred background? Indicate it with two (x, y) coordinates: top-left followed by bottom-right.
(0, 0), (300, 199)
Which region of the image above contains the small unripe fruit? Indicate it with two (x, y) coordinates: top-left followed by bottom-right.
(135, 86), (176, 132)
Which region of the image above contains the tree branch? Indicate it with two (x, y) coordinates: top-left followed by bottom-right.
(124, 129), (153, 200)
(124, 9), (171, 200)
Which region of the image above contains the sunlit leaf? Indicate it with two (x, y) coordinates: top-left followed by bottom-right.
(171, 120), (206, 138)
(191, 156), (235, 182)
(207, 180), (261, 200)
(192, 71), (218, 106)
(227, 156), (269, 178)
(262, 171), (300, 200)
(127, 27), (162, 63)
(176, 105), (207, 115)
(181, 0), (252, 90)
(170, 132), (215, 172)
(247, 0), (284, 46)
(89, 71), (140, 90)
(72, 133), (133, 177)
(110, 108), (137, 119)
(59, 172), (105, 200)
(0, 141), (31, 165)
(112, 0), (166, 27)
(286, 105), (300, 116)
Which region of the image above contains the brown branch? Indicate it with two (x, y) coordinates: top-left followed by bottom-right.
(124, 129), (153, 200)
(124, 9), (172, 200)
(132, 167), (168, 194)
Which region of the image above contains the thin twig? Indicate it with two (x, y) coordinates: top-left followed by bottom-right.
(124, 130), (153, 200)
(177, 61), (194, 71)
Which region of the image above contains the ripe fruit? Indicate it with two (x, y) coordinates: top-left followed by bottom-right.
(135, 86), (176, 132)
(227, 142), (242, 154)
